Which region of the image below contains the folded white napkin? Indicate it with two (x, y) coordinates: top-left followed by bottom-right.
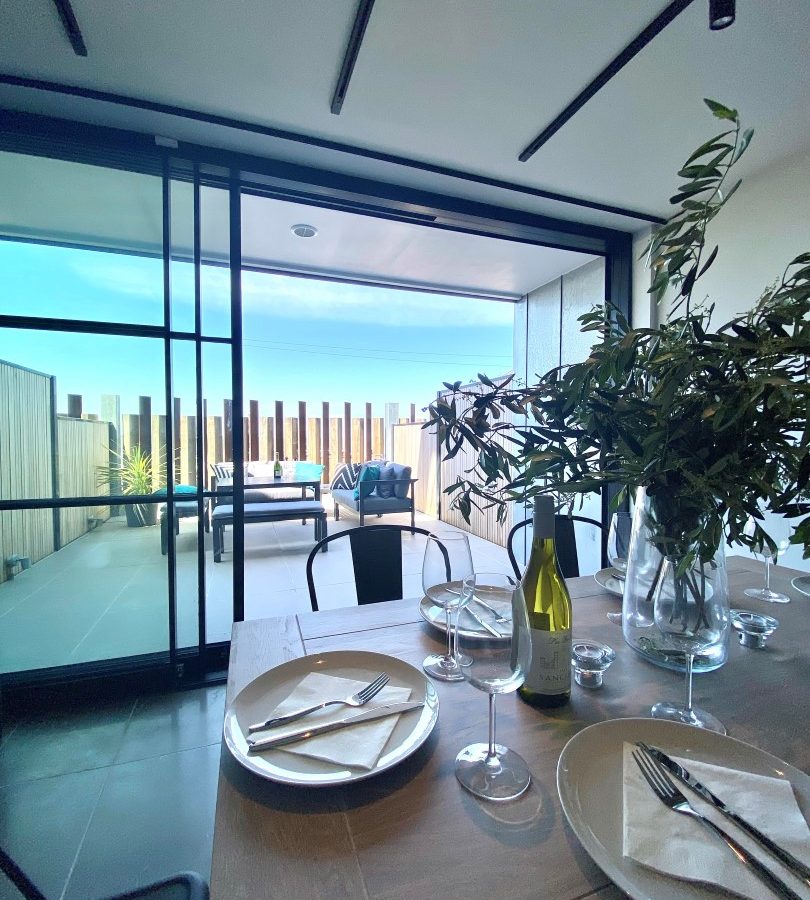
(260, 672), (412, 771)
(623, 742), (810, 898)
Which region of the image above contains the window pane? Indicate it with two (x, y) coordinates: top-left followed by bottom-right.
(0, 330), (166, 501)
(0, 151), (164, 325)
(170, 178), (196, 334)
(0, 505), (168, 672)
(200, 186), (230, 338)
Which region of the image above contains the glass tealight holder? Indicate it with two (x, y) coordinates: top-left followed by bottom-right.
(572, 639), (616, 688)
(731, 609), (779, 649)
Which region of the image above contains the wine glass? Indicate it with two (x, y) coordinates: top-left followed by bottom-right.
(454, 572), (532, 801)
(744, 516), (792, 603)
(650, 557), (730, 733)
(607, 511), (632, 574)
(422, 532), (474, 682)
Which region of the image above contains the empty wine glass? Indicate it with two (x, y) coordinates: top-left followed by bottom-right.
(422, 533), (474, 682)
(744, 516), (792, 603)
(651, 557), (730, 733)
(454, 572), (532, 801)
(607, 511), (632, 574)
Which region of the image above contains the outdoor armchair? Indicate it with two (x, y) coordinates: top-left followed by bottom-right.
(331, 460), (417, 529)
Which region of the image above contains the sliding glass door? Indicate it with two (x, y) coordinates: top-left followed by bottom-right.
(0, 150), (241, 683)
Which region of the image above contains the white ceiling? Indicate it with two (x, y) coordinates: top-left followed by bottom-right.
(0, 0), (808, 241)
(0, 150), (594, 298)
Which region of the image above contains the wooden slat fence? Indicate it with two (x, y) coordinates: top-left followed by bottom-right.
(391, 422), (437, 516)
(56, 416), (111, 546)
(0, 361), (55, 583)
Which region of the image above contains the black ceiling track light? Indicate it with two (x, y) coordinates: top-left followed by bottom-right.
(331, 0), (376, 115)
(52, 0), (87, 56)
(518, 0), (697, 163)
(709, 0), (736, 30)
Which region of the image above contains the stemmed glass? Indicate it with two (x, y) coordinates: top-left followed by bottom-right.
(651, 557), (730, 733)
(422, 533), (474, 682)
(454, 572), (532, 801)
(744, 517), (792, 603)
(606, 511), (633, 625)
(607, 511), (632, 574)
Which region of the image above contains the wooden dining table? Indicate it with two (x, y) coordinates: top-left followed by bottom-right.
(210, 556), (810, 900)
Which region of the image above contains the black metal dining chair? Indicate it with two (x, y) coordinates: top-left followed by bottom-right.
(0, 846), (209, 900)
(506, 515), (605, 581)
(305, 524), (439, 611)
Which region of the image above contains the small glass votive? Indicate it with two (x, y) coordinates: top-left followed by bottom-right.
(572, 639), (616, 688)
(731, 609), (779, 649)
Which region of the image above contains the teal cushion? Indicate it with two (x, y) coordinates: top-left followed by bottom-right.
(353, 466), (379, 500)
(153, 484), (198, 496)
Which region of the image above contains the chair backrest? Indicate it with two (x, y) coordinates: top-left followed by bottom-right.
(0, 847), (208, 900)
(507, 515), (604, 581)
(305, 524), (436, 611)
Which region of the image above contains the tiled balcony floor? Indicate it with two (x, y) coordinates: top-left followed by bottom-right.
(0, 500), (512, 675)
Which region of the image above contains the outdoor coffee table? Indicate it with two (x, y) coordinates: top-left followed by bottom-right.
(210, 556), (810, 900)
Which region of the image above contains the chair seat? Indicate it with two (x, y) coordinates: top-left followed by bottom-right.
(331, 489), (410, 512)
(212, 501), (324, 519)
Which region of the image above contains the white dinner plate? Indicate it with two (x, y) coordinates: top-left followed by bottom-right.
(418, 587), (512, 640)
(557, 717), (810, 900)
(224, 650), (439, 786)
(792, 575), (810, 597)
(593, 567), (625, 597)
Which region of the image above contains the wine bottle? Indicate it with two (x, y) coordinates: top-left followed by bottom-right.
(518, 496), (572, 708)
(273, 453), (282, 478)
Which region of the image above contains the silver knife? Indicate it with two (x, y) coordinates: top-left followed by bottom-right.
(247, 701), (424, 752)
(641, 743), (810, 889)
(463, 604), (503, 638)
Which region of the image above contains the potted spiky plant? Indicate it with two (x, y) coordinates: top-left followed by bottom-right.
(97, 445), (164, 527)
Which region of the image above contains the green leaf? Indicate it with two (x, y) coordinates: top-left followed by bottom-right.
(704, 98), (738, 122)
(732, 127), (754, 163)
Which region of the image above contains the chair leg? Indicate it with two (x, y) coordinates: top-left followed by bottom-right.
(213, 523), (222, 562)
(334, 503), (340, 520)
(411, 505), (416, 534)
(160, 516), (168, 555)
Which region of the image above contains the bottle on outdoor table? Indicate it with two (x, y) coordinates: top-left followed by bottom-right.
(273, 453), (282, 478)
(518, 495), (573, 708)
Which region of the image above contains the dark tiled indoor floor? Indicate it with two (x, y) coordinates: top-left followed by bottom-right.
(0, 685), (225, 900)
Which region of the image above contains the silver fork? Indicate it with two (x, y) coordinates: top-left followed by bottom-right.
(248, 673), (390, 733)
(632, 747), (803, 900)
(470, 593), (511, 625)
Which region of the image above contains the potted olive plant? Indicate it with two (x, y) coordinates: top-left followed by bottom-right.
(97, 445), (164, 527)
(429, 100), (809, 669)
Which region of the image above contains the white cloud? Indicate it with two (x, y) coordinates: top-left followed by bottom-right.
(69, 254), (514, 329)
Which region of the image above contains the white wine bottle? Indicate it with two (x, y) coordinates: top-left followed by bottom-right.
(273, 453), (282, 478)
(518, 496), (572, 708)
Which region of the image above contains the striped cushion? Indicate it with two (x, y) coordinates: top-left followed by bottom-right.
(330, 463), (362, 491)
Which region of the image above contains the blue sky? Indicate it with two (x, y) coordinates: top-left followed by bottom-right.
(0, 241), (514, 418)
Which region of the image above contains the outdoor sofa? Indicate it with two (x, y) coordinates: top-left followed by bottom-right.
(330, 460), (417, 529)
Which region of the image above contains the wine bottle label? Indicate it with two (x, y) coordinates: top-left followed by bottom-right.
(524, 628), (572, 694)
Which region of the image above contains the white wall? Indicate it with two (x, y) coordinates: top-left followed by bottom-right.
(634, 146), (810, 328)
(633, 148), (810, 572)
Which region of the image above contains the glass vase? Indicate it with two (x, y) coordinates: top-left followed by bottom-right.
(621, 488), (729, 673)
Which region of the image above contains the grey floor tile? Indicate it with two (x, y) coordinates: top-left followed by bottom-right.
(115, 686), (226, 764)
(0, 699), (136, 786)
(64, 744), (219, 900)
(0, 767), (108, 900)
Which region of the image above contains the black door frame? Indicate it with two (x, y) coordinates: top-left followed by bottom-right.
(0, 109), (633, 693)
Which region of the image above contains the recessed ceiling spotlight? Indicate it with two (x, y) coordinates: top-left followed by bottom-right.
(709, 0), (735, 30)
(291, 224), (318, 238)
